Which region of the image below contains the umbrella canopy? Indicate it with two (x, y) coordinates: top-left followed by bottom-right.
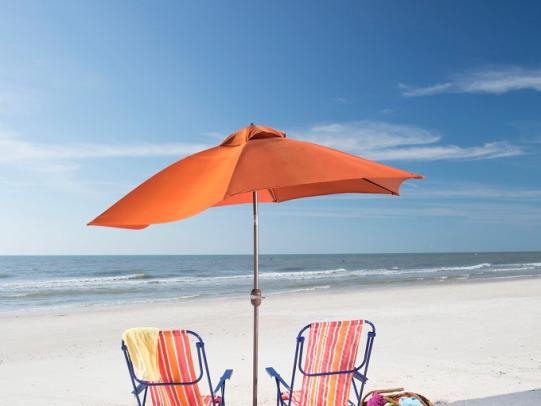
(88, 124), (423, 406)
(88, 124), (422, 229)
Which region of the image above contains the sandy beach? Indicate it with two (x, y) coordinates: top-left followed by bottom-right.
(1, 277), (540, 405)
(2, 1), (541, 405)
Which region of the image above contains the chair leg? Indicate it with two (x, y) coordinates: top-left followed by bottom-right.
(142, 387), (148, 406)
(134, 386), (143, 406)
(222, 385), (226, 406)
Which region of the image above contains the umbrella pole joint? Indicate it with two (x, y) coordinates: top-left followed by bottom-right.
(250, 288), (262, 306)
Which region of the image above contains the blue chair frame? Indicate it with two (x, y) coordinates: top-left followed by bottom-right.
(266, 321), (376, 406)
(121, 330), (233, 406)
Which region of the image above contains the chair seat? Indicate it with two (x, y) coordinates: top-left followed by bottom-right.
(281, 390), (301, 405)
(202, 395), (222, 405)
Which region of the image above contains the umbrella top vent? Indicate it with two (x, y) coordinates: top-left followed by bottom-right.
(221, 124), (286, 147)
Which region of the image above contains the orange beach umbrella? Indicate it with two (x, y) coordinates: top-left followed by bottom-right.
(88, 124), (423, 405)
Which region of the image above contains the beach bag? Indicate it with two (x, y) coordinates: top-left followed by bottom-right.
(362, 387), (433, 406)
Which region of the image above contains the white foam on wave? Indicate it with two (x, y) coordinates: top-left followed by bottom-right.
(351, 263), (491, 276)
(1, 261), (539, 294)
(488, 266), (536, 273)
(434, 263), (491, 271)
(261, 268), (349, 280)
(86, 294), (201, 308)
(138, 268), (352, 286)
(0, 273), (146, 291)
(0, 267), (384, 293)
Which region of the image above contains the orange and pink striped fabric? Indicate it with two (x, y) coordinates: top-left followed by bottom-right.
(148, 330), (219, 406)
(285, 320), (364, 406)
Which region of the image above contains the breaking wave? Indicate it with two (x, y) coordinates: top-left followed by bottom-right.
(1, 254), (540, 311)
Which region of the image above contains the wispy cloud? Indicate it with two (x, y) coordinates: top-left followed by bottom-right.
(313, 183), (541, 202)
(367, 141), (522, 161)
(292, 121), (523, 161)
(0, 120), (525, 182)
(0, 130), (209, 194)
(401, 66), (541, 97)
(332, 97), (349, 104)
(273, 201), (541, 225)
(404, 184), (541, 200)
(0, 130), (207, 173)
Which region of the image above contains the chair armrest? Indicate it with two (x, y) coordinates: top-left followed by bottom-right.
(265, 367), (290, 391)
(353, 371), (367, 383)
(213, 369), (233, 394)
(132, 382), (147, 396)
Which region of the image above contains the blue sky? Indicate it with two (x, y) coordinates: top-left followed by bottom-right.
(1, 1), (540, 254)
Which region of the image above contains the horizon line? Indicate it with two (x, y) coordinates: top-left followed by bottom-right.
(1, 249), (539, 257)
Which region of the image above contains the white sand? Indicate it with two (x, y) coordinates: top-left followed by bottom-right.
(1, 278), (540, 405)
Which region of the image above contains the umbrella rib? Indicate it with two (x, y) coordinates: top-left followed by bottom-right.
(222, 143), (249, 200)
(362, 178), (398, 195)
(268, 188), (278, 202)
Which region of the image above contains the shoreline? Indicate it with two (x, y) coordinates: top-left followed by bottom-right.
(1, 278), (540, 405)
(2, 273), (539, 317)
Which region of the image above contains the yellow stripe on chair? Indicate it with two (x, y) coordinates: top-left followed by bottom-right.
(122, 327), (161, 382)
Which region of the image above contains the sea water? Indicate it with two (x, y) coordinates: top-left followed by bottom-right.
(1, 252), (540, 311)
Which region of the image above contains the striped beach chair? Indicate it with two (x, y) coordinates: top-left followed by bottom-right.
(122, 328), (233, 406)
(266, 320), (376, 406)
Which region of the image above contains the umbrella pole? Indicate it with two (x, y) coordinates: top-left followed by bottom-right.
(251, 191), (261, 406)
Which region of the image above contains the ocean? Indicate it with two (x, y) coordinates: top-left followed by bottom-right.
(1, 252), (540, 312)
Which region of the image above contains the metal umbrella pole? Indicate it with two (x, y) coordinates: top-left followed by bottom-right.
(250, 191), (261, 406)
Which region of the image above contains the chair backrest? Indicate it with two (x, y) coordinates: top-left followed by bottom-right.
(124, 329), (205, 406)
(150, 330), (204, 406)
(297, 320), (364, 406)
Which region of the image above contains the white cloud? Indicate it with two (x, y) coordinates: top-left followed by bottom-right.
(300, 121), (441, 150)
(0, 130), (209, 194)
(401, 66), (541, 97)
(332, 97), (349, 104)
(273, 201), (541, 225)
(292, 121), (523, 161)
(0, 132), (205, 163)
(0, 120), (524, 183)
(399, 82), (453, 97)
(404, 184), (541, 200)
(367, 141), (522, 161)
(305, 182), (541, 203)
